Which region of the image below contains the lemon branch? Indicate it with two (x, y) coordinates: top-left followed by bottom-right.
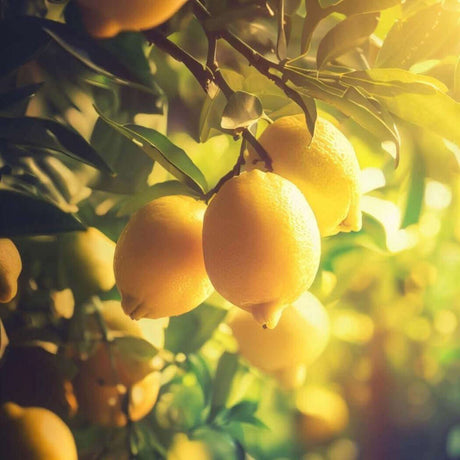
(144, 27), (273, 194)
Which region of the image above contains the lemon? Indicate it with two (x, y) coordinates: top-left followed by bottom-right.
(229, 291), (329, 387)
(59, 228), (116, 300)
(114, 195), (213, 320)
(203, 170), (320, 328)
(73, 370), (160, 427)
(77, 0), (188, 38)
(168, 434), (211, 460)
(296, 386), (349, 443)
(0, 402), (77, 460)
(0, 239), (22, 303)
(246, 115), (362, 237)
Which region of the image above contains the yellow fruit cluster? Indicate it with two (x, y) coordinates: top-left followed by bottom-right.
(113, 115), (361, 386)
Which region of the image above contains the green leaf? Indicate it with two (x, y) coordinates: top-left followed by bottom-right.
(377, 88), (460, 148)
(116, 181), (198, 216)
(0, 116), (112, 173)
(341, 69), (448, 96)
(376, 3), (460, 69)
(114, 336), (158, 362)
(210, 352), (239, 420)
(276, 0), (288, 61)
(165, 303), (228, 354)
(96, 109), (208, 194)
(187, 354), (213, 407)
(221, 91), (263, 130)
(401, 154), (425, 228)
(0, 84), (44, 111)
(216, 401), (266, 428)
(316, 13), (379, 68)
(0, 186), (85, 237)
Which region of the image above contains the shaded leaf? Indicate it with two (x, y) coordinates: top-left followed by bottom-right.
(165, 303), (228, 354)
(0, 116), (112, 173)
(276, 0), (288, 61)
(188, 354), (213, 407)
(0, 186), (85, 237)
(96, 109), (208, 194)
(376, 4), (460, 69)
(221, 91), (263, 130)
(317, 13), (379, 68)
(0, 320), (9, 360)
(117, 181), (197, 216)
(114, 336), (158, 362)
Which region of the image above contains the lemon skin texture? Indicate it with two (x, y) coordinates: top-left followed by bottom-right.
(203, 170), (320, 328)
(114, 195), (213, 321)
(247, 115), (362, 237)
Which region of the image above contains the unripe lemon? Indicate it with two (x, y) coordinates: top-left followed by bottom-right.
(73, 370), (160, 427)
(59, 228), (116, 299)
(0, 239), (22, 303)
(77, 0), (188, 38)
(246, 116), (362, 237)
(0, 402), (78, 460)
(203, 170), (320, 328)
(114, 195), (213, 320)
(229, 292), (329, 386)
(296, 386), (349, 443)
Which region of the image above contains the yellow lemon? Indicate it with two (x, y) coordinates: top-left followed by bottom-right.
(59, 227), (116, 299)
(296, 386), (349, 443)
(73, 370), (160, 427)
(0, 402), (78, 460)
(229, 291), (329, 387)
(203, 170), (320, 328)
(77, 0), (188, 38)
(246, 115), (362, 237)
(114, 195), (213, 320)
(0, 239), (22, 303)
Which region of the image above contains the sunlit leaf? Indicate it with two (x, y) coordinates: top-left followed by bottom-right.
(96, 109), (208, 194)
(221, 91), (263, 130)
(114, 336), (158, 362)
(334, 0), (400, 16)
(401, 154), (425, 229)
(376, 3), (460, 69)
(316, 13), (379, 68)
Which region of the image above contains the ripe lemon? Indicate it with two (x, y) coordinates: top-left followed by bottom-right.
(203, 170), (320, 328)
(0, 239), (22, 303)
(114, 195), (213, 320)
(246, 115), (362, 237)
(73, 370), (160, 427)
(75, 300), (162, 386)
(77, 0), (188, 38)
(0, 402), (78, 460)
(229, 291), (329, 387)
(296, 386), (349, 443)
(58, 227), (116, 300)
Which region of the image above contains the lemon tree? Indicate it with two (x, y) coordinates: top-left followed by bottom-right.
(0, 0), (459, 459)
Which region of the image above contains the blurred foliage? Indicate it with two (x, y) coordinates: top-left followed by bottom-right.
(0, 0), (459, 459)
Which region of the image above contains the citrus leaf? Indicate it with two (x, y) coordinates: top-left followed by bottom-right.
(96, 109), (208, 194)
(221, 91), (263, 130)
(376, 3), (460, 69)
(210, 352), (239, 420)
(334, 0), (400, 16)
(276, 0), (288, 61)
(0, 186), (85, 237)
(341, 69), (448, 96)
(187, 354), (213, 407)
(116, 181), (198, 216)
(401, 154), (425, 229)
(0, 116), (112, 173)
(377, 88), (460, 148)
(317, 13), (379, 68)
(165, 303), (228, 354)
(0, 84), (44, 111)
(114, 336), (158, 363)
